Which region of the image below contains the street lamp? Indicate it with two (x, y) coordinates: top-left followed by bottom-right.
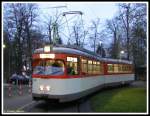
(120, 50), (125, 54)
(3, 44), (6, 48)
(120, 50), (125, 60)
(99, 41), (102, 56)
(99, 41), (102, 46)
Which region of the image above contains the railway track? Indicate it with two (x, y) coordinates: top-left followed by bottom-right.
(23, 98), (91, 113)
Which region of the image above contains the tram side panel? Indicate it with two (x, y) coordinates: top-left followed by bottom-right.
(103, 62), (135, 86)
(104, 74), (135, 86)
(80, 75), (105, 97)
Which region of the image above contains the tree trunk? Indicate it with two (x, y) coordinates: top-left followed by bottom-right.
(25, 22), (32, 70)
(126, 5), (130, 60)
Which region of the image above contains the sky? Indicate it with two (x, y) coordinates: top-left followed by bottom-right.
(37, 2), (119, 50)
(38, 2), (118, 23)
(38, 2), (118, 30)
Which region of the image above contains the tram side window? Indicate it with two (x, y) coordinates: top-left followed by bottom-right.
(95, 62), (101, 74)
(131, 65), (133, 73)
(67, 57), (78, 75)
(118, 64), (122, 73)
(129, 65), (132, 73)
(108, 64), (114, 73)
(114, 64), (118, 73)
(126, 65), (131, 73)
(122, 65), (126, 73)
(88, 60), (93, 74)
(93, 61), (97, 74)
(100, 62), (103, 74)
(81, 59), (88, 75)
(33, 60), (65, 75)
(125, 65), (128, 73)
(97, 62), (101, 74)
(118, 64), (132, 73)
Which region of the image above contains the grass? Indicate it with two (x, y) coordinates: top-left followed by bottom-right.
(90, 86), (147, 112)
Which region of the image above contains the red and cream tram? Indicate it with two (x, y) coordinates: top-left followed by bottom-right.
(32, 45), (134, 102)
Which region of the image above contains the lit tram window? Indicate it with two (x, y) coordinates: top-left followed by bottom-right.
(108, 64), (114, 73)
(129, 65), (132, 73)
(120, 64), (123, 73)
(123, 65), (126, 73)
(33, 60), (65, 75)
(81, 59), (88, 74)
(95, 62), (99, 74)
(122, 65), (126, 73)
(118, 64), (122, 73)
(127, 65), (131, 73)
(129, 65), (131, 73)
(67, 57), (78, 75)
(99, 62), (103, 74)
(127, 65), (129, 73)
(130, 65), (133, 73)
(97, 62), (100, 65)
(114, 64), (118, 73)
(88, 60), (93, 74)
(82, 59), (87, 63)
(125, 65), (128, 73)
(93, 61), (97, 74)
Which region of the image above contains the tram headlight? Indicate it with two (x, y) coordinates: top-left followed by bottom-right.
(39, 85), (44, 91)
(46, 86), (51, 91)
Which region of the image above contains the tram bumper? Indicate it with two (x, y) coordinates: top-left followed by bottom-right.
(32, 93), (81, 102)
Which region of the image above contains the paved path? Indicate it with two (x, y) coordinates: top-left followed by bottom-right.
(4, 94), (92, 113)
(3, 84), (92, 113)
(130, 80), (146, 88)
(3, 84), (31, 99)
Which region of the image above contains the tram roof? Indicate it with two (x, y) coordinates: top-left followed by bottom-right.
(34, 45), (132, 64)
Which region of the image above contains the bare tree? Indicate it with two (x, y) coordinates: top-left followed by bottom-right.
(4, 3), (38, 74)
(130, 3), (147, 66)
(118, 3), (135, 60)
(70, 22), (83, 47)
(5, 3), (26, 74)
(46, 16), (53, 44)
(44, 12), (63, 45)
(96, 43), (106, 57)
(106, 17), (122, 59)
(23, 3), (38, 70)
(118, 3), (147, 63)
(89, 18), (102, 53)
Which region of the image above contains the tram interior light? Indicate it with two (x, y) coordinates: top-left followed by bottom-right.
(44, 46), (50, 52)
(44, 45), (53, 52)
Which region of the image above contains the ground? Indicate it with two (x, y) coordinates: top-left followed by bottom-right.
(3, 81), (147, 113)
(90, 81), (147, 113)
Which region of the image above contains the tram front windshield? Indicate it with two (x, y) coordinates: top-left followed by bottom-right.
(33, 59), (65, 76)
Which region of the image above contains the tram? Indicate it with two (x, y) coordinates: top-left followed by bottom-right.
(32, 45), (134, 102)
